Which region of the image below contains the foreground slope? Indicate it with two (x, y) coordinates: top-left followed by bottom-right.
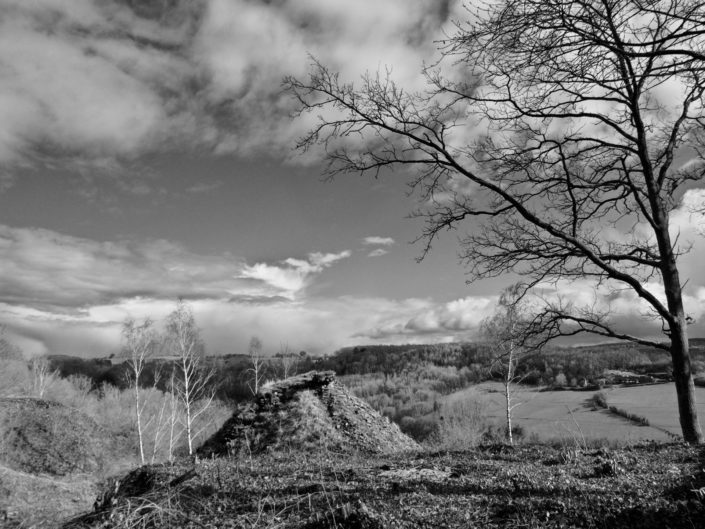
(0, 397), (132, 527)
(59, 372), (705, 528)
(66, 443), (705, 528)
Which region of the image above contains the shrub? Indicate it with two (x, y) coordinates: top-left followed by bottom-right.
(589, 391), (608, 409)
(607, 405), (650, 426)
(430, 395), (490, 449)
(399, 415), (437, 442)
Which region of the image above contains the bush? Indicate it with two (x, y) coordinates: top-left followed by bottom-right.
(480, 423), (525, 444)
(608, 405), (650, 427)
(429, 395), (490, 449)
(399, 415), (437, 442)
(589, 391), (608, 409)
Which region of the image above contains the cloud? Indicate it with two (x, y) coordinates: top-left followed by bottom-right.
(359, 296), (497, 341)
(0, 223), (496, 357)
(0, 292), (491, 359)
(363, 236), (395, 246)
(240, 250), (351, 299)
(531, 275), (705, 342)
(0, 225), (360, 357)
(0, 224), (250, 308)
(0, 0), (461, 174)
(185, 181), (223, 194)
(368, 249), (389, 257)
(0, 0), (212, 171)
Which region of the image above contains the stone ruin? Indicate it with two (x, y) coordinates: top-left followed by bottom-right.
(198, 371), (418, 456)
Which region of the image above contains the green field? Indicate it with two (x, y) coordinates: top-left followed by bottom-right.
(452, 382), (705, 443)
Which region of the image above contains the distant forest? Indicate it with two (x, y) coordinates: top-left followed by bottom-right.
(47, 339), (705, 407)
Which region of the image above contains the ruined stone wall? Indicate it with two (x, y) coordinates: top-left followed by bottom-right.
(198, 371), (418, 457)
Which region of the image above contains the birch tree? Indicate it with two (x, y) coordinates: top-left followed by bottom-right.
(482, 285), (541, 445)
(277, 343), (298, 380)
(29, 356), (59, 399)
(246, 336), (266, 395)
(165, 300), (214, 455)
(122, 318), (159, 464)
(286, 0), (705, 443)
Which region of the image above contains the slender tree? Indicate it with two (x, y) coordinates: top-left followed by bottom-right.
(246, 336), (266, 395)
(277, 343), (298, 380)
(286, 0), (705, 443)
(122, 318), (159, 464)
(482, 285), (542, 445)
(165, 300), (214, 455)
(165, 368), (183, 462)
(29, 356), (59, 399)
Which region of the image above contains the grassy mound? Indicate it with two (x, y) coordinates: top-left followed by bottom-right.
(0, 397), (124, 476)
(198, 371), (418, 457)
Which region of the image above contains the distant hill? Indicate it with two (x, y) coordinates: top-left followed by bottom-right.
(45, 338), (705, 409)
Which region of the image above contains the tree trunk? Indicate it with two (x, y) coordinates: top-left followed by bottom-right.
(657, 221), (703, 444)
(650, 189), (702, 444)
(505, 347), (514, 446)
(505, 378), (513, 446)
(670, 321), (703, 444)
(134, 384), (145, 464)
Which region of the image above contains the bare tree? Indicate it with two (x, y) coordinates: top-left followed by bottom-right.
(246, 336), (266, 395)
(286, 0), (705, 443)
(163, 367), (183, 462)
(29, 356), (59, 399)
(277, 342), (298, 380)
(121, 318), (159, 464)
(165, 300), (214, 455)
(482, 285), (542, 445)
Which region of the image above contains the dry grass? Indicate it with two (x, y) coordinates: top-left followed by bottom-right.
(0, 464), (97, 528)
(64, 442), (705, 528)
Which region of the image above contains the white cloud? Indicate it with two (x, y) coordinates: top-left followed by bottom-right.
(360, 295), (497, 341)
(0, 292), (490, 359)
(240, 250), (351, 299)
(368, 248), (389, 257)
(0, 1), (208, 169)
(531, 275), (705, 342)
(0, 224), (264, 308)
(363, 236), (395, 246)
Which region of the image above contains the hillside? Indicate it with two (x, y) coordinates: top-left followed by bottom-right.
(0, 397), (128, 476)
(0, 398), (132, 526)
(61, 371), (705, 528)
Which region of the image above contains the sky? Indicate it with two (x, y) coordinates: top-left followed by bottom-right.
(0, 0), (704, 358)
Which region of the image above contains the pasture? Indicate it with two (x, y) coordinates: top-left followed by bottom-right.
(453, 382), (705, 443)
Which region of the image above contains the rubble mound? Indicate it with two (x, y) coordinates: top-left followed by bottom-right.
(0, 397), (117, 476)
(198, 371), (418, 456)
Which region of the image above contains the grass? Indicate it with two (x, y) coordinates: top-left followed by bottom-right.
(65, 441), (705, 528)
(0, 464), (98, 528)
(447, 381), (705, 443)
